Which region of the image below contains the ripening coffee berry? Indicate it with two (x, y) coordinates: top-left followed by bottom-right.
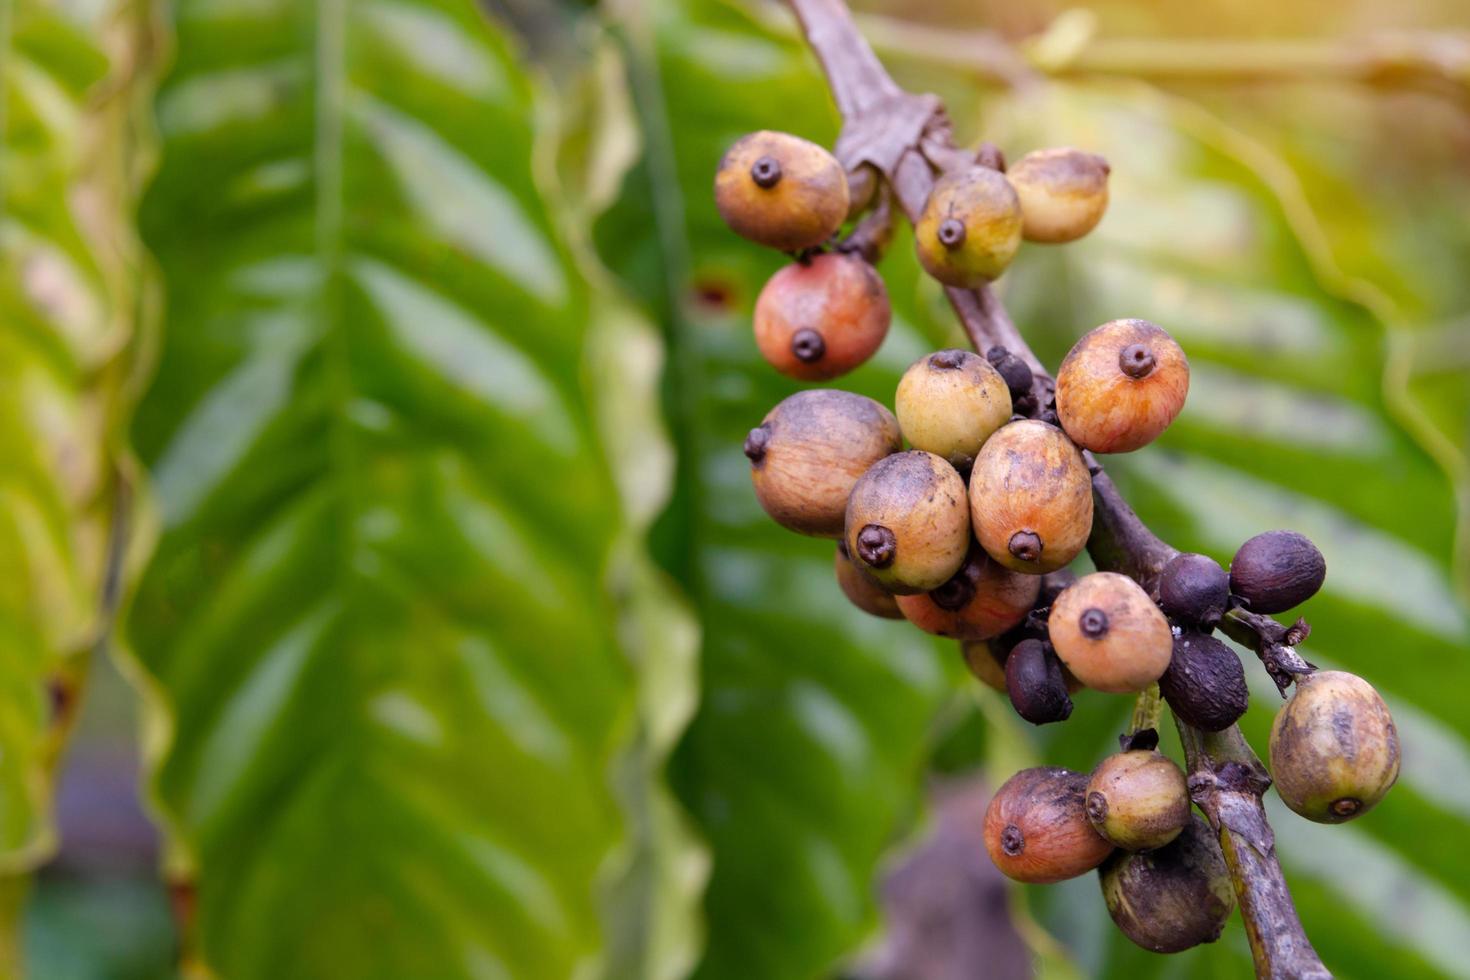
(896, 545), (1040, 641)
(1007, 147), (1110, 244)
(914, 167), (1023, 287)
(985, 346), (1035, 403)
(969, 420), (1093, 574)
(1056, 319), (1189, 454)
(714, 131), (849, 251)
(845, 451), (970, 594)
(961, 640), (1008, 693)
(834, 541), (903, 620)
(984, 767), (1113, 883)
(1230, 530), (1326, 614)
(1049, 572), (1172, 693)
(1159, 632), (1249, 732)
(1270, 670), (1399, 823)
(753, 253), (890, 380)
(747, 389), (900, 537)
(1099, 817), (1234, 953)
(1086, 750), (1190, 851)
(895, 349), (1012, 471)
(1157, 552), (1230, 629)
(1005, 638), (1074, 725)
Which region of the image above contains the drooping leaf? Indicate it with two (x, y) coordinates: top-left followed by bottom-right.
(125, 1), (698, 977)
(0, 0), (155, 873)
(596, 4), (966, 978)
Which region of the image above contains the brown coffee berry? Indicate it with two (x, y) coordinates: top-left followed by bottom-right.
(1049, 572), (1172, 693)
(753, 253), (890, 380)
(1007, 147), (1110, 244)
(1056, 319), (1189, 453)
(1270, 670), (1399, 823)
(984, 767), (1114, 884)
(915, 167), (1023, 287)
(714, 131), (849, 251)
(1158, 632), (1248, 732)
(896, 544), (1040, 641)
(747, 389), (900, 537)
(1005, 638), (1074, 725)
(1086, 750), (1190, 851)
(834, 541), (902, 619)
(895, 349), (1012, 470)
(969, 420), (1093, 574)
(844, 451), (970, 594)
(1099, 817), (1234, 952)
(1230, 530), (1326, 614)
(1157, 552), (1230, 629)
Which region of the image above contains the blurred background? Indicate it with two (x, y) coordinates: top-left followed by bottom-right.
(4, 0), (1469, 976)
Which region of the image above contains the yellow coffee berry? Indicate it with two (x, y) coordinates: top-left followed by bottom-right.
(915, 167), (1023, 287)
(1008, 147), (1110, 244)
(895, 349), (1012, 471)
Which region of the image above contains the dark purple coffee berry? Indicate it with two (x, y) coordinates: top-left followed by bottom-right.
(985, 346), (1035, 401)
(1158, 552), (1230, 629)
(1159, 632), (1248, 732)
(1005, 638), (1073, 725)
(1230, 530), (1326, 613)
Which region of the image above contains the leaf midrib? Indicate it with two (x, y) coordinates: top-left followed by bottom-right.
(314, 0), (359, 582)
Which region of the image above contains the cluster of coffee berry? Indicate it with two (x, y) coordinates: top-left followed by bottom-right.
(717, 129), (1400, 955)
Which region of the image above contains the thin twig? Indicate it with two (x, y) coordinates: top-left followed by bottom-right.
(1128, 684), (1163, 735)
(1220, 606), (1317, 696)
(782, 1), (1330, 975)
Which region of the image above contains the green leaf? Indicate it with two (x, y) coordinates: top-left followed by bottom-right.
(597, 4), (965, 978)
(0, 0), (153, 872)
(1166, 83), (1470, 588)
(125, 2), (698, 977)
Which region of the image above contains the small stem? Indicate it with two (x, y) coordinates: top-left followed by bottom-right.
(837, 184), (895, 263)
(1084, 465), (1177, 590)
(1129, 684), (1162, 734)
(787, 0), (903, 117)
(1219, 607), (1317, 696)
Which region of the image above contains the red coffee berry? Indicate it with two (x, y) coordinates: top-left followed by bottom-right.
(753, 253), (890, 380)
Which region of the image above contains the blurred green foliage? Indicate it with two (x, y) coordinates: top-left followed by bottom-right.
(0, 0), (152, 887)
(2, 0), (1468, 977)
(121, 0), (699, 976)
